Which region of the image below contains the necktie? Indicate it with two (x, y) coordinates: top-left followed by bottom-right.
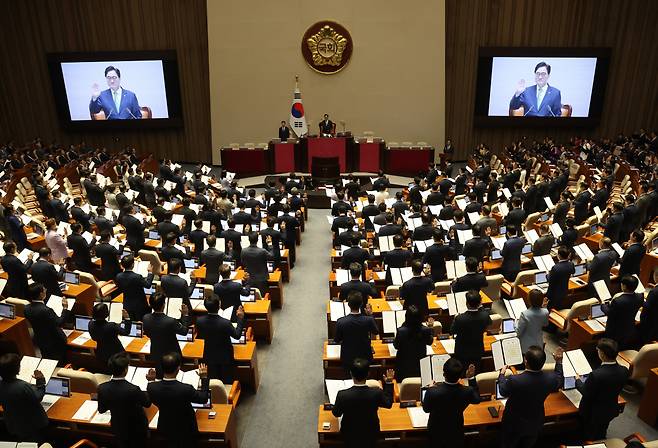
(537, 87), (544, 108)
(113, 90), (120, 113)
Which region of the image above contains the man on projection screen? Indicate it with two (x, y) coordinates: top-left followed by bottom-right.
(509, 61), (562, 117)
(89, 65), (142, 120)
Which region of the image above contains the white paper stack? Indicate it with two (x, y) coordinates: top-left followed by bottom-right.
(330, 301), (350, 321)
(446, 292), (468, 316)
(549, 223), (563, 238)
(46, 296), (66, 317)
(534, 255), (556, 272)
(165, 297), (183, 319)
(491, 337), (523, 370)
(574, 244), (595, 262)
(504, 298), (527, 320)
(390, 267), (413, 286)
(445, 260), (467, 279)
(382, 310), (406, 334)
(420, 354), (451, 387)
(72, 400), (98, 421)
(562, 349), (593, 378)
(325, 379), (354, 405)
(335, 269), (350, 286)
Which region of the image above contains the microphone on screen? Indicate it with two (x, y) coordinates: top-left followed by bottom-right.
(106, 109), (113, 120)
(523, 105), (534, 116)
(547, 105), (557, 117)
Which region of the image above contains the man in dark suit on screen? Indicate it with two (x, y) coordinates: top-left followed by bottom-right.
(89, 66), (142, 119)
(509, 61), (562, 117)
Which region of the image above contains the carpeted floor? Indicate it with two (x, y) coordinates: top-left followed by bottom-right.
(234, 208), (658, 447)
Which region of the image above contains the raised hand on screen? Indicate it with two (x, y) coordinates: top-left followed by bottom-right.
(515, 79), (526, 96)
(91, 82), (101, 99)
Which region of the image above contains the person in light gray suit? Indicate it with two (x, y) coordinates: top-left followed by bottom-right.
(240, 232), (273, 295)
(516, 289), (549, 353)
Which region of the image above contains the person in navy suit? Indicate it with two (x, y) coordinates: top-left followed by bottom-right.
(89, 66), (142, 120)
(509, 61), (562, 117)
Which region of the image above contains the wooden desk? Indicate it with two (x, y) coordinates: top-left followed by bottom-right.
(581, 233), (603, 252)
(517, 276), (589, 307)
(45, 392), (237, 447)
(192, 267), (284, 309)
(640, 252), (658, 286)
(66, 332), (260, 391)
(317, 392), (611, 447)
(63, 283), (96, 315)
(566, 319), (603, 351)
(0, 316), (35, 355)
(638, 367), (658, 425)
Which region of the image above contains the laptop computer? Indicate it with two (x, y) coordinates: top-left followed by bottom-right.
(573, 263), (587, 276)
(148, 230), (159, 240)
(522, 243), (532, 255)
(501, 318), (516, 334)
(590, 224), (598, 235)
(490, 250), (502, 260)
(176, 327), (195, 342)
(45, 376), (71, 397)
(184, 258), (199, 270)
(74, 315), (92, 331)
(191, 390), (212, 409)
(267, 261), (275, 273)
(590, 303), (606, 319)
(0, 302), (16, 319)
(535, 271), (549, 288)
(190, 286), (205, 299)
(64, 272), (80, 285)
(499, 225), (507, 235)
(122, 321), (143, 338)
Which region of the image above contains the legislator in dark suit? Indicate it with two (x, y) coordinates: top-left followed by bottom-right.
(93, 215), (116, 236)
(241, 243), (273, 294)
(498, 362), (563, 448)
(98, 378), (151, 447)
(618, 242), (645, 278)
(116, 271), (154, 321)
(590, 188), (609, 214)
(602, 211), (624, 243)
(500, 236), (526, 281)
(95, 241), (122, 281)
(30, 259), (62, 299)
(546, 260), (574, 310)
(587, 249), (618, 299)
(278, 125), (290, 141)
(422, 242), (453, 281)
(24, 301), (71, 361)
(452, 272), (488, 293)
(70, 206), (93, 232)
(147, 375), (210, 445)
(400, 275), (434, 317)
(161, 245), (190, 273)
(0, 373), (48, 441)
(67, 232), (95, 272)
(200, 247), (228, 285)
(462, 236), (489, 262)
(260, 226), (283, 267)
(602, 292), (643, 348)
(214, 279), (250, 318)
(576, 362), (629, 440)
(89, 87), (142, 120)
(122, 214), (146, 251)
(89, 319), (131, 365)
(393, 324), (433, 380)
(422, 377), (481, 448)
(639, 286), (658, 343)
(340, 246), (371, 270)
(503, 207), (526, 231)
(84, 179), (106, 207)
(161, 274), (196, 309)
(451, 309), (491, 368)
(331, 381), (394, 448)
(196, 313), (244, 383)
(339, 279), (378, 307)
(143, 312), (191, 374)
(552, 200), (570, 229)
(532, 234), (554, 257)
(1, 254), (33, 299)
(334, 313), (379, 371)
(573, 190), (592, 224)
(382, 247), (412, 268)
(319, 118), (334, 135)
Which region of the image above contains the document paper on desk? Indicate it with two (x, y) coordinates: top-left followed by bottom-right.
(325, 379), (354, 405)
(563, 349), (593, 377)
(491, 337), (523, 370)
(438, 338), (455, 354)
(408, 407), (430, 428)
(91, 410), (112, 424)
(583, 319), (606, 332)
(72, 400), (98, 421)
(382, 310), (406, 334)
(335, 269), (350, 286)
(446, 292), (468, 316)
(504, 298), (527, 321)
(390, 267), (413, 286)
(330, 301), (350, 321)
(420, 354), (451, 387)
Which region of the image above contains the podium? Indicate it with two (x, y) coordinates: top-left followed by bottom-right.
(272, 141), (296, 173)
(307, 137), (347, 173)
(356, 139), (384, 172)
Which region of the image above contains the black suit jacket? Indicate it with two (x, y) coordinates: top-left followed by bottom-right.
(576, 363), (629, 437)
(383, 248), (412, 268)
(422, 378), (481, 446)
(200, 248), (228, 284)
(452, 272), (488, 293)
(340, 246), (371, 269)
(332, 382), (394, 447)
(499, 364), (563, 435)
(196, 313), (244, 364)
(147, 376), (210, 441)
(462, 237), (489, 262)
(95, 242), (121, 281)
(89, 319), (131, 364)
(1, 254), (33, 299)
(67, 233), (94, 272)
(24, 301), (71, 360)
(71, 206), (92, 232)
(451, 309), (491, 362)
(393, 325), (433, 380)
(143, 312), (191, 362)
(115, 271), (154, 320)
(161, 274), (196, 308)
(334, 313), (378, 370)
(98, 378), (150, 442)
(400, 276), (434, 316)
(422, 243), (453, 282)
(241, 244), (273, 282)
(546, 260), (575, 310)
(122, 214), (146, 250)
(0, 376), (48, 440)
(552, 201), (570, 228)
(588, 249), (618, 295)
(93, 216), (116, 236)
(532, 235), (554, 256)
(602, 292), (643, 347)
(84, 180), (106, 206)
(603, 212), (624, 243)
(500, 236), (526, 280)
(214, 280), (250, 317)
(504, 207), (526, 230)
(157, 221), (181, 239)
(278, 126), (291, 140)
(188, 229), (209, 257)
(619, 242), (645, 278)
(640, 287), (658, 343)
(339, 279), (378, 305)
(30, 259), (62, 299)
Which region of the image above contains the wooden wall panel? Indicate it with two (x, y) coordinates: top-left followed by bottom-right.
(445, 0), (658, 160)
(0, 0), (211, 162)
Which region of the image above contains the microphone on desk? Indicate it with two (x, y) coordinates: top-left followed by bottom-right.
(547, 105), (557, 117)
(125, 108), (138, 119)
(523, 105), (534, 116)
